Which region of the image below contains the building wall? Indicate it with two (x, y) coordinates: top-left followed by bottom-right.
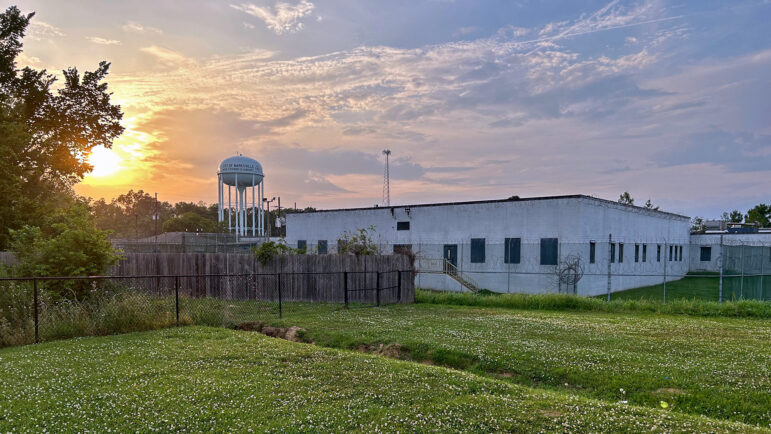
(287, 196), (691, 296)
(690, 233), (771, 272)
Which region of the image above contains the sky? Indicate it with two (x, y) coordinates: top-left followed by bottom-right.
(11, 0), (771, 219)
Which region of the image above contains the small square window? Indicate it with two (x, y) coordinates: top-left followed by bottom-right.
(700, 246), (711, 262)
(396, 221), (410, 231)
(297, 240), (307, 253)
(471, 238), (486, 263)
(318, 240), (328, 255)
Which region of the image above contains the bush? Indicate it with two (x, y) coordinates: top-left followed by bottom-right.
(415, 289), (771, 318)
(9, 203), (121, 300)
(337, 226), (379, 256)
(251, 240), (297, 265)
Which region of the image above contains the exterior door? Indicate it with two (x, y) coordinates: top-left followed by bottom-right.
(443, 244), (458, 273)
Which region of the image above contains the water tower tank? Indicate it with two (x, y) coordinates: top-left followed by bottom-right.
(219, 155), (263, 187)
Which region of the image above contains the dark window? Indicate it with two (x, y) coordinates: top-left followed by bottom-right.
(700, 246), (711, 262)
(635, 244), (640, 263)
(394, 244), (412, 255)
(504, 238), (521, 264)
(540, 238), (558, 265)
(619, 243), (624, 263)
(318, 240), (328, 254)
(643, 244), (647, 262)
(337, 239), (344, 254)
(679, 245), (683, 261)
(657, 244), (661, 262)
(589, 242), (596, 264)
(470, 238), (486, 263)
(669, 245), (673, 261)
(396, 221), (410, 231)
(611, 243), (616, 263)
(297, 240), (307, 253)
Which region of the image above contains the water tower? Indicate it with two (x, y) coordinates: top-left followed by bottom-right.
(218, 154), (265, 237)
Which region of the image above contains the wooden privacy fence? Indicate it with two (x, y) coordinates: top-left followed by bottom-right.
(112, 253), (415, 304)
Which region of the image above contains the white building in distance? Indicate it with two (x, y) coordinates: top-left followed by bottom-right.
(286, 195), (693, 296)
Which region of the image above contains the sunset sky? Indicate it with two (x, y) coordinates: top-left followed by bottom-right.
(13, 0), (771, 218)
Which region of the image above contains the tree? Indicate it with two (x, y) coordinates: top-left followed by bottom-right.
(0, 6), (124, 248)
(690, 217), (705, 232)
(722, 210), (744, 223)
(163, 212), (219, 233)
(337, 226), (380, 256)
(9, 203), (121, 299)
(90, 190), (173, 238)
(618, 192), (634, 205)
(745, 204), (770, 228)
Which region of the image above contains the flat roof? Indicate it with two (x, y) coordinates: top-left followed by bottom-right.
(292, 194), (690, 220)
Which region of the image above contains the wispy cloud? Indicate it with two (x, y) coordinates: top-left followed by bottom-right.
(230, 1), (315, 35)
(27, 20), (64, 39)
(122, 21), (163, 34)
(139, 46), (196, 67)
(87, 36), (121, 46)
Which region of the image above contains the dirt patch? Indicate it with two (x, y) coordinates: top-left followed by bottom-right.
(499, 371), (514, 378)
(353, 343), (409, 359)
(235, 322), (307, 343)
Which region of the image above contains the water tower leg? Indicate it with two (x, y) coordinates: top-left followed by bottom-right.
(252, 175), (256, 237)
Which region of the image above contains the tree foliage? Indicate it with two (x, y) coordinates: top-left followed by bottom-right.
(337, 226), (380, 256)
(9, 203), (121, 299)
(251, 240), (298, 265)
(163, 212), (220, 233)
(745, 204), (770, 228)
(722, 210), (744, 223)
(0, 6), (124, 248)
(617, 192), (634, 205)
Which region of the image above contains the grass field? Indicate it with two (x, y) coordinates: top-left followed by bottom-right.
(0, 327), (764, 432)
(607, 273), (770, 302)
(261, 303), (771, 427)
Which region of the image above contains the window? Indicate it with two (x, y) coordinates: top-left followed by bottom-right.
(297, 240), (307, 253)
(470, 238), (486, 263)
(396, 221), (410, 231)
(679, 245), (683, 261)
(635, 244), (640, 263)
(540, 238), (558, 265)
(611, 243), (616, 263)
(657, 244), (661, 262)
(700, 246), (712, 262)
(589, 242), (596, 264)
(669, 245), (673, 261)
(504, 238), (521, 264)
(619, 243), (624, 263)
(394, 244), (412, 255)
(317, 240), (328, 254)
(643, 244), (647, 262)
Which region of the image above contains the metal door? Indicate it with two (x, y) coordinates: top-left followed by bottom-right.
(443, 244), (458, 272)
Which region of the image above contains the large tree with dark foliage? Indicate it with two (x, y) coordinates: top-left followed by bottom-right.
(0, 6), (124, 248)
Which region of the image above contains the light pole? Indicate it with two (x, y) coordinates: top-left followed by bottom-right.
(263, 197), (276, 239)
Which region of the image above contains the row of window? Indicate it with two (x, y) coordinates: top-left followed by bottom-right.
(604, 242), (684, 264)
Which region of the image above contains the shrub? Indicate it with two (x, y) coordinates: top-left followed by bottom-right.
(251, 240), (298, 265)
(337, 226), (379, 256)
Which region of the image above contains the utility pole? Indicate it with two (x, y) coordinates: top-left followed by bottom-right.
(382, 149), (391, 207)
(277, 197), (282, 238)
(263, 197), (276, 239)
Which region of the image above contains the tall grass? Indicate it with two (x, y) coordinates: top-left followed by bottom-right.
(416, 289), (771, 318)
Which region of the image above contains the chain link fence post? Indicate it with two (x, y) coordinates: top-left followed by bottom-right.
(33, 277), (39, 344)
(606, 234), (612, 302)
(277, 272), (282, 318)
(343, 271), (349, 308)
(718, 235), (724, 303)
(175, 275), (180, 326)
(376, 271), (381, 307)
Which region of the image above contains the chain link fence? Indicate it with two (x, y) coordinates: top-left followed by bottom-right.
(0, 270), (412, 348)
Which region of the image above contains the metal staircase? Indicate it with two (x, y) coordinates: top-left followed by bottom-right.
(442, 260), (481, 293)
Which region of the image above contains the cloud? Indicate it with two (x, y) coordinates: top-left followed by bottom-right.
(27, 20), (64, 40)
(140, 46), (195, 67)
(230, 1), (315, 34)
(87, 36), (121, 46)
(122, 21), (163, 34)
(656, 130), (771, 172)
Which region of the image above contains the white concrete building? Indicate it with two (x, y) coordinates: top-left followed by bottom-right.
(286, 195), (692, 296)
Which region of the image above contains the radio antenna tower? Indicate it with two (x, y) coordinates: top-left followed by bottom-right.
(382, 149), (391, 207)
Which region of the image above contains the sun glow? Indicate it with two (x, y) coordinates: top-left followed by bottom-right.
(87, 146), (122, 177)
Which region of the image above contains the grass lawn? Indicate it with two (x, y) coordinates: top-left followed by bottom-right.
(607, 273), (769, 302)
(0, 327), (763, 432)
(262, 303), (771, 427)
